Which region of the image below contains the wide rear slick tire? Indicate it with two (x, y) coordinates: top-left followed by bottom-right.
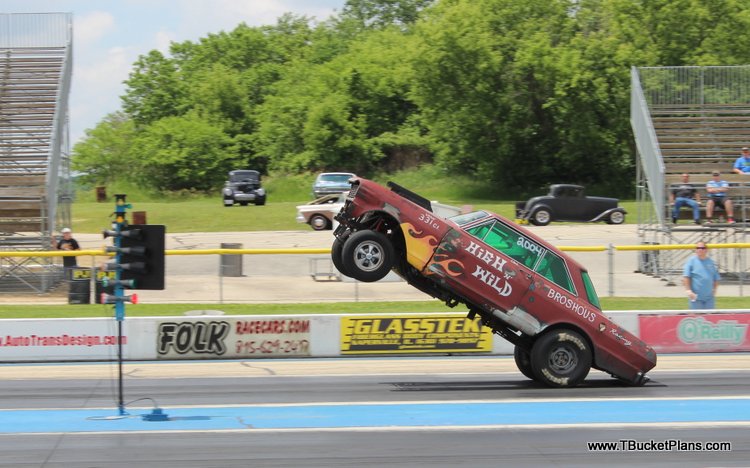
(340, 230), (395, 282)
(530, 329), (592, 388)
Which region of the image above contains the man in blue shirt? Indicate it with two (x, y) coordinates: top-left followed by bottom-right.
(669, 173), (701, 224)
(682, 241), (720, 310)
(733, 146), (750, 175)
(705, 171), (735, 224)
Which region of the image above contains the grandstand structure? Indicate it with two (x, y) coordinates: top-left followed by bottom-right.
(632, 66), (750, 288)
(0, 13), (72, 293)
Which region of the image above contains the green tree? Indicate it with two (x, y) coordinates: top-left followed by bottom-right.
(130, 112), (239, 191)
(71, 112), (137, 185)
(121, 50), (188, 126)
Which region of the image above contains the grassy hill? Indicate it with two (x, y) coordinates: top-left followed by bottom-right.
(71, 166), (636, 233)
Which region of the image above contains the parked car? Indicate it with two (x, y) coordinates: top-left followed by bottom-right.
(296, 193), (346, 230)
(223, 170), (266, 207)
(515, 184), (625, 226)
(312, 172), (355, 199)
(332, 178), (655, 388)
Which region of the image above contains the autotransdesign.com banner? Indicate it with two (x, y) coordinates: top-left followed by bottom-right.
(340, 314), (492, 354)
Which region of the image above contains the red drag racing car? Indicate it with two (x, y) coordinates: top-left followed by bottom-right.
(332, 177), (656, 388)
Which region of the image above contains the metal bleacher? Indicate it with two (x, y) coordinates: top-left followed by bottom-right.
(632, 66), (750, 287)
(0, 13), (72, 293)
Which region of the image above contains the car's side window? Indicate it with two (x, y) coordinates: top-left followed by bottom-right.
(469, 221), (543, 270)
(465, 222), (492, 241)
(535, 251), (575, 294)
(581, 270), (601, 309)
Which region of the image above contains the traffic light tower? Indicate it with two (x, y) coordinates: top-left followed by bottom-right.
(102, 194), (165, 416)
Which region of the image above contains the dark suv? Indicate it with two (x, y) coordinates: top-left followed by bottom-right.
(332, 177), (656, 388)
(223, 170), (266, 206)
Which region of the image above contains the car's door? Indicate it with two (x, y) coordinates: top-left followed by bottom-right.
(551, 186), (582, 220)
(520, 247), (598, 327)
(431, 219), (540, 310)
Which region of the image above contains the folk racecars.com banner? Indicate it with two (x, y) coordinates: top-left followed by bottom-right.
(340, 314), (493, 355)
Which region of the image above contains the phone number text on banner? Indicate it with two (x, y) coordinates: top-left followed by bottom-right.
(340, 315), (492, 354)
(639, 313), (750, 353)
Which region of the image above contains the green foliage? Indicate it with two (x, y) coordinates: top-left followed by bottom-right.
(75, 0), (750, 198)
(72, 112), (137, 185)
(130, 112), (239, 191)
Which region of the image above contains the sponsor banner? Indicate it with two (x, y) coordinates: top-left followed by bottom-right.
(639, 313), (750, 353)
(340, 314), (492, 354)
(0, 319), (127, 360)
(156, 317), (311, 359)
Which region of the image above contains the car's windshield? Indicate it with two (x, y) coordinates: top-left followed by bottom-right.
(449, 211), (489, 226)
(317, 174), (352, 184)
(230, 171), (258, 182)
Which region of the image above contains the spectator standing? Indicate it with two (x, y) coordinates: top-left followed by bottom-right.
(670, 173), (701, 224)
(705, 171), (735, 224)
(733, 146), (750, 175)
(52, 227), (81, 268)
(682, 241), (720, 310)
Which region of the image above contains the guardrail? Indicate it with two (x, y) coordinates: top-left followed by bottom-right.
(2, 243), (749, 299)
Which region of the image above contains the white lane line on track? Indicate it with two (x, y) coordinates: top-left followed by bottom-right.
(2, 421), (750, 436)
(6, 395), (750, 412)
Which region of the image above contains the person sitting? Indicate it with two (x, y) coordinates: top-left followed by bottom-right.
(669, 173), (701, 225)
(705, 171), (735, 224)
(733, 146), (750, 175)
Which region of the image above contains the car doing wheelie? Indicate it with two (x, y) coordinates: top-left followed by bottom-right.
(332, 177), (656, 388)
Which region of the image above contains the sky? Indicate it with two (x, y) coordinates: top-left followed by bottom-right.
(2, 0), (346, 146)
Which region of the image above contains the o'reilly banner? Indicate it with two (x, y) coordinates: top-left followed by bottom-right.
(639, 313), (750, 353)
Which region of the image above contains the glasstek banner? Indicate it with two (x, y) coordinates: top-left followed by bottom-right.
(340, 314), (492, 355)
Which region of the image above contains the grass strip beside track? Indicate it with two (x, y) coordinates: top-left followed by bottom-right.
(0, 297), (748, 319)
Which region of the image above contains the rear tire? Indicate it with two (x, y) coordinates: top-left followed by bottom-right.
(530, 329), (591, 388)
(514, 346), (535, 381)
(310, 214), (331, 231)
(341, 230), (394, 282)
(239, 202), (248, 206)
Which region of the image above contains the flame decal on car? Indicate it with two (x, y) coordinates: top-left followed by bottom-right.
(425, 229), (465, 278)
(402, 222), (439, 271)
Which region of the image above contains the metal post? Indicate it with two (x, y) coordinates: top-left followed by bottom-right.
(608, 243), (615, 297)
(219, 257), (224, 304)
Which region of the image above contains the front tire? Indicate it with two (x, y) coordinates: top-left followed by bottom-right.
(255, 196), (266, 206)
(607, 211), (625, 225)
(530, 329), (592, 388)
(331, 238), (350, 277)
(514, 346), (535, 381)
(341, 230), (394, 282)
(530, 208), (551, 226)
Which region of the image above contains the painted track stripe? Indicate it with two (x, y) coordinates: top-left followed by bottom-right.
(1, 398), (749, 434)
